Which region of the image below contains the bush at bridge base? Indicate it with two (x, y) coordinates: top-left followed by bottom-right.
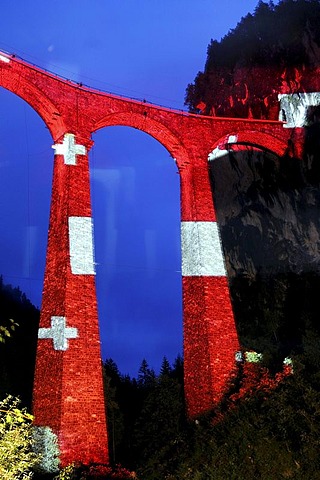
(52, 463), (137, 480)
(0, 395), (39, 480)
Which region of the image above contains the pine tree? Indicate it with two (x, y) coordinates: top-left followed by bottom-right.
(159, 356), (171, 377)
(137, 359), (156, 389)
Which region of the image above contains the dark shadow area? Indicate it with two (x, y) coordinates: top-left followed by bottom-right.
(185, 0), (320, 118)
(210, 124), (320, 371)
(0, 277), (39, 409)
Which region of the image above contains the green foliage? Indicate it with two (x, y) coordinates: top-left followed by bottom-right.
(103, 346), (320, 480)
(159, 356), (172, 377)
(104, 358), (138, 466)
(54, 463), (77, 480)
(206, 0), (320, 69)
(103, 356), (185, 475)
(133, 374), (185, 479)
(137, 359), (156, 389)
(53, 462), (137, 479)
(156, 358), (320, 479)
(0, 395), (39, 479)
(0, 318), (18, 343)
(104, 374), (125, 464)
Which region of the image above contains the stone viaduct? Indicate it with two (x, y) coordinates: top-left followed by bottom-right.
(0, 50), (306, 466)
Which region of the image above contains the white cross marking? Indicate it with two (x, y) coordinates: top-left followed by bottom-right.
(52, 133), (86, 165)
(38, 316), (78, 351)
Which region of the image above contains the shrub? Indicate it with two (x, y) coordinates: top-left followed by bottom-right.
(0, 395), (39, 479)
(54, 463), (137, 480)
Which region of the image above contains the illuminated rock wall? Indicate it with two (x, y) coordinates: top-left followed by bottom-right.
(190, 65), (320, 120)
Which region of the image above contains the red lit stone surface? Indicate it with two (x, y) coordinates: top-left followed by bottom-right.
(183, 276), (240, 417)
(0, 52), (305, 462)
(32, 149), (109, 466)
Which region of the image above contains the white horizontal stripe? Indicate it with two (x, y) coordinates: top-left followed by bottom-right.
(68, 216), (95, 275)
(181, 221), (226, 276)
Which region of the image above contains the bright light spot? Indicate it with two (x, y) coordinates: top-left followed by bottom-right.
(0, 54), (10, 63)
(228, 134), (238, 144)
(235, 351), (243, 362)
(283, 357), (293, 366)
(245, 351), (263, 363)
(208, 147), (229, 161)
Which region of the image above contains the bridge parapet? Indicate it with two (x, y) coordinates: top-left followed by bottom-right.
(0, 51), (294, 160)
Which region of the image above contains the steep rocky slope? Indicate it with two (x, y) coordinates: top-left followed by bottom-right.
(185, 1), (320, 118)
(186, 0), (320, 359)
(212, 146), (320, 279)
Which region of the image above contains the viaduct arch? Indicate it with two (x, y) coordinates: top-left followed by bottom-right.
(0, 51), (299, 466)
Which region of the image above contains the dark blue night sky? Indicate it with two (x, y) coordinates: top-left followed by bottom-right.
(0, 0), (274, 376)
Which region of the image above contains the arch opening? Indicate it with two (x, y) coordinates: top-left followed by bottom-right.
(89, 126), (182, 377)
(93, 111), (189, 165)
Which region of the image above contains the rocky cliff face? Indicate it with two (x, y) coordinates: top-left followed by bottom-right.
(186, 0), (320, 362)
(186, 65), (320, 119)
(208, 126), (320, 361)
(185, 1), (320, 119)
(211, 145), (320, 279)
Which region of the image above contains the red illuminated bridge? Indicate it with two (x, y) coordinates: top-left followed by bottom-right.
(0, 50), (309, 466)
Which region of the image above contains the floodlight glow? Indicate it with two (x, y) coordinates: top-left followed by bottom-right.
(0, 54), (10, 63)
(228, 134), (238, 144)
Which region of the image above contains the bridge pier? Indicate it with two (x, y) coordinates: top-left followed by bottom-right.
(32, 133), (109, 467)
(180, 156), (240, 417)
